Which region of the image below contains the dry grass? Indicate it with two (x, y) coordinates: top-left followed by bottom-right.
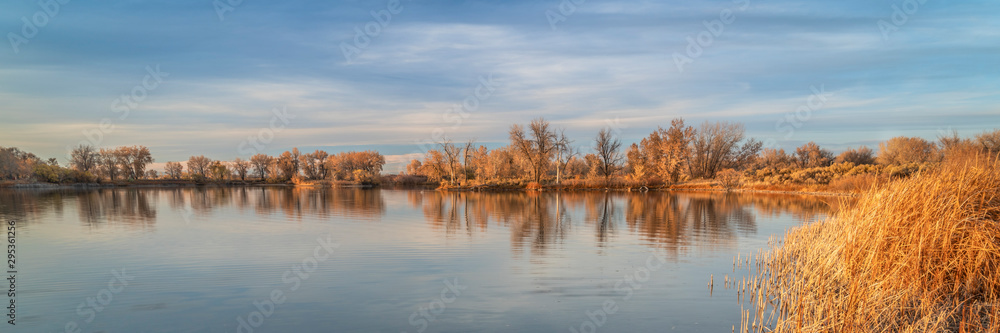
(730, 156), (1000, 332)
(827, 173), (879, 193)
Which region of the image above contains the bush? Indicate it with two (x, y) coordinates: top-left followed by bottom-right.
(716, 168), (742, 190)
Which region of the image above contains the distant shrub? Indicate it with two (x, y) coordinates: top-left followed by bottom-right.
(716, 168), (742, 190)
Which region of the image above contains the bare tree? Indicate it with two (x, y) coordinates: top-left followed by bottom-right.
(70, 144), (98, 173)
(231, 158), (250, 181)
(462, 138), (476, 182)
(98, 148), (120, 181)
(250, 154), (272, 179)
(439, 139), (461, 185)
(731, 139), (763, 170)
(553, 129), (575, 185)
(165, 161), (184, 179)
(509, 118), (556, 183)
(298, 150), (328, 180)
(689, 121), (745, 179)
(120, 146), (153, 180)
(594, 128), (623, 182)
(187, 155), (212, 177)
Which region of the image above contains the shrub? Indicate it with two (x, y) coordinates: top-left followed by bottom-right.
(716, 168), (742, 190)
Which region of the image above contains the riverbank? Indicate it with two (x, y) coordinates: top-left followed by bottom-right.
(1, 178), (856, 197)
(730, 158), (1000, 332)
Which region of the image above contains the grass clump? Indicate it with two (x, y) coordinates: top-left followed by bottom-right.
(733, 157), (1000, 332)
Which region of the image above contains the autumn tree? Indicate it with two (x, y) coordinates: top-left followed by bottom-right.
(98, 148), (120, 181)
(878, 136), (939, 165)
(794, 142), (834, 168)
(625, 143), (646, 181)
(290, 148), (301, 175)
(406, 159), (422, 176)
(755, 148), (796, 169)
(563, 155), (589, 179)
(0, 147), (39, 180)
(116, 146), (153, 180)
(299, 150), (329, 180)
(509, 118), (556, 183)
(418, 150), (447, 182)
(70, 144), (98, 173)
(658, 118), (696, 182)
(209, 161), (229, 180)
(231, 158), (250, 181)
(250, 154), (272, 179)
(187, 155), (212, 177)
(836, 146), (875, 165)
(325, 151), (386, 181)
(689, 121), (746, 179)
(478, 147), (518, 182)
(165, 161), (184, 180)
(593, 128), (623, 182)
(276, 151), (298, 180)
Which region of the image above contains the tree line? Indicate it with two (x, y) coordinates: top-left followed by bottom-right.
(0, 145), (385, 184)
(404, 117), (1000, 188)
(2, 117), (998, 188)
(168, 149), (385, 183)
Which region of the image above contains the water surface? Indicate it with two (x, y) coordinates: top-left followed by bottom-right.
(1, 187), (838, 332)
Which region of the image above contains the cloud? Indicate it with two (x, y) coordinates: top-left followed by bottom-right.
(1, 0), (999, 166)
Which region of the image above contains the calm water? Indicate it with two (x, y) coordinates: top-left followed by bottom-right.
(1, 187), (838, 333)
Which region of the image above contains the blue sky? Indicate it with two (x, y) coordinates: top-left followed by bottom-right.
(1, 0), (997, 172)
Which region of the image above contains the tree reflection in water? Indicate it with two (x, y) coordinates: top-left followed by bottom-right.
(412, 190), (840, 258)
(1, 188), (838, 256)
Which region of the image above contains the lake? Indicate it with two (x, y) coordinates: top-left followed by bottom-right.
(1, 187), (839, 333)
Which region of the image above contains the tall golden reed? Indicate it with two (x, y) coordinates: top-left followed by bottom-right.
(732, 156), (1000, 332)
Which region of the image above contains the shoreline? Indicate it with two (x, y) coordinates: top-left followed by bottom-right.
(1, 180), (852, 197)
